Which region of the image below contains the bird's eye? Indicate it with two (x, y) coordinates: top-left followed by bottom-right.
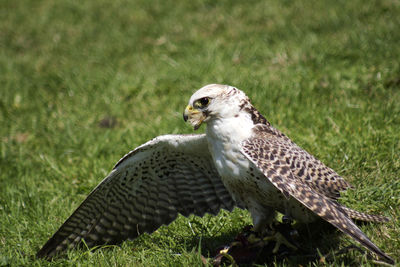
(194, 97), (210, 108)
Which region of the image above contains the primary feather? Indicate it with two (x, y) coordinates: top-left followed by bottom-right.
(37, 134), (236, 259)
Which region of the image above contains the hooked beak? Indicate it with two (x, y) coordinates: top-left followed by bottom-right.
(183, 106), (189, 122)
(183, 105), (205, 130)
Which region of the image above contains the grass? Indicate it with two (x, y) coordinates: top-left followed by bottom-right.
(1, 0), (399, 265)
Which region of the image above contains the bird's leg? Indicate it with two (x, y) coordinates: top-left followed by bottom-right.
(262, 230), (298, 254)
(213, 219), (299, 266)
(213, 210), (300, 265)
(254, 214), (298, 254)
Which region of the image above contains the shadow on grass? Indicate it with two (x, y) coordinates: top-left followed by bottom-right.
(36, 220), (371, 266)
(187, 220), (364, 266)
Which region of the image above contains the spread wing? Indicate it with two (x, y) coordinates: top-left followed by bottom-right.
(37, 134), (237, 259)
(240, 124), (394, 264)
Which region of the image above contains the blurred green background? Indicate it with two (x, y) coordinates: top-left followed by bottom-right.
(1, 0), (399, 265)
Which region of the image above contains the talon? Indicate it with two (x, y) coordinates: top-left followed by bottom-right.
(212, 222), (298, 265)
(263, 231), (298, 254)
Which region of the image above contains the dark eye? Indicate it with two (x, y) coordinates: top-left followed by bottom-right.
(199, 97), (209, 106)
(194, 97), (210, 108)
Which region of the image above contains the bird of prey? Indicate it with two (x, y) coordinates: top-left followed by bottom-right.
(37, 84), (394, 264)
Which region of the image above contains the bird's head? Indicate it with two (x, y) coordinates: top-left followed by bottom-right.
(183, 84), (250, 130)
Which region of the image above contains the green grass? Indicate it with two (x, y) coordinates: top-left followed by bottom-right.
(1, 0), (399, 265)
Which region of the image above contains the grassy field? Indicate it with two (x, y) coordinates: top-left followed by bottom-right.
(1, 0), (400, 266)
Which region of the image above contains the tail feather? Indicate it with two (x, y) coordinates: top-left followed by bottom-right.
(341, 206), (390, 223)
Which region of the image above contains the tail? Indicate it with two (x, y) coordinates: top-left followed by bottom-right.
(341, 206), (390, 223)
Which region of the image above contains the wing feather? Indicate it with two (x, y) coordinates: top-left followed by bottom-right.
(37, 134), (236, 259)
(250, 124), (352, 199)
(241, 125), (393, 264)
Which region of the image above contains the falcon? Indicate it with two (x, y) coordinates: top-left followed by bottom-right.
(37, 84), (394, 264)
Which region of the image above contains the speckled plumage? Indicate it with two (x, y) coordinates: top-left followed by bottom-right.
(241, 124), (392, 262)
(37, 84), (393, 264)
(36, 134), (237, 259)
(187, 84), (393, 264)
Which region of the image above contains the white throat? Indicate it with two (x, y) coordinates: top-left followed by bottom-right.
(205, 112), (255, 179)
(205, 113), (254, 145)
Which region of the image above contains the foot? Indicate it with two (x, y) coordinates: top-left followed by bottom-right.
(262, 230), (298, 254)
(212, 222), (299, 266)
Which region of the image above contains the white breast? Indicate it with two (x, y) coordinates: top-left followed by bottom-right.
(205, 114), (285, 209)
(205, 114), (318, 222)
(206, 115), (253, 176)
(205, 115), (258, 204)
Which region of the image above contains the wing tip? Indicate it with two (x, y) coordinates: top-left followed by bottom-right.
(36, 244), (57, 260)
(372, 250), (395, 265)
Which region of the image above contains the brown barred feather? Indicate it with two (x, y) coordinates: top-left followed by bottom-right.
(241, 124), (393, 264)
(36, 134), (237, 259)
